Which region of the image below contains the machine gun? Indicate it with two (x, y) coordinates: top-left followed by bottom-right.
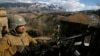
(17, 25), (93, 56)
(27, 30), (92, 56)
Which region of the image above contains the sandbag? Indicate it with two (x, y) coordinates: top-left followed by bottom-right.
(0, 8), (8, 38)
(0, 8), (7, 17)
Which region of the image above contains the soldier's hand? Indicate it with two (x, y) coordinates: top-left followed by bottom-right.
(15, 46), (30, 56)
(21, 46), (30, 54)
(32, 38), (37, 44)
(51, 45), (60, 48)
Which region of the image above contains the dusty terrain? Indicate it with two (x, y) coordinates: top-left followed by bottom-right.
(6, 8), (100, 37)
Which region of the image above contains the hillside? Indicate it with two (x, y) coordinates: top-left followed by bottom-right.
(0, 2), (65, 12)
(0, 2), (100, 36)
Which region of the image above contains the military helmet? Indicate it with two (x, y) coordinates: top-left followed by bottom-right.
(8, 15), (26, 30)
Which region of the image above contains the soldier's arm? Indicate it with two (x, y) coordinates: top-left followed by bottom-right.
(28, 36), (37, 44)
(34, 37), (51, 40)
(26, 32), (51, 43)
(28, 36), (51, 43)
(34, 36), (51, 43)
(24, 32), (37, 44)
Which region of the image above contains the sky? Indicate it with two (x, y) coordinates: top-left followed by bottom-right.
(0, 0), (100, 11)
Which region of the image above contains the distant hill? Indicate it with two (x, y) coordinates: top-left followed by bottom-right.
(0, 3), (32, 8)
(80, 9), (100, 16)
(0, 2), (65, 12)
(0, 3), (99, 15)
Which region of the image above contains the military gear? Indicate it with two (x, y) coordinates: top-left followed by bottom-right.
(8, 15), (26, 30)
(28, 31), (91, 56)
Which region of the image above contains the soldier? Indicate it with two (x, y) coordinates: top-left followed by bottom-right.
(0, 15), (51, 56)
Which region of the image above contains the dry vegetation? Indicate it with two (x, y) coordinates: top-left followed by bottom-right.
(7, 8), (100, 37)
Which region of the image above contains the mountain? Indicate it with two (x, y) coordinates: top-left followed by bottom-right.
(29, 2), (64, 11)
(0, 2), (65, 11)
(0, 3), (32, 8)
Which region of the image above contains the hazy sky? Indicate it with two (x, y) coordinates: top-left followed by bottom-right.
(0, 0), (100, 11)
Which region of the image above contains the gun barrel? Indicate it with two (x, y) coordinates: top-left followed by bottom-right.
(61, 32), (91, 40)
